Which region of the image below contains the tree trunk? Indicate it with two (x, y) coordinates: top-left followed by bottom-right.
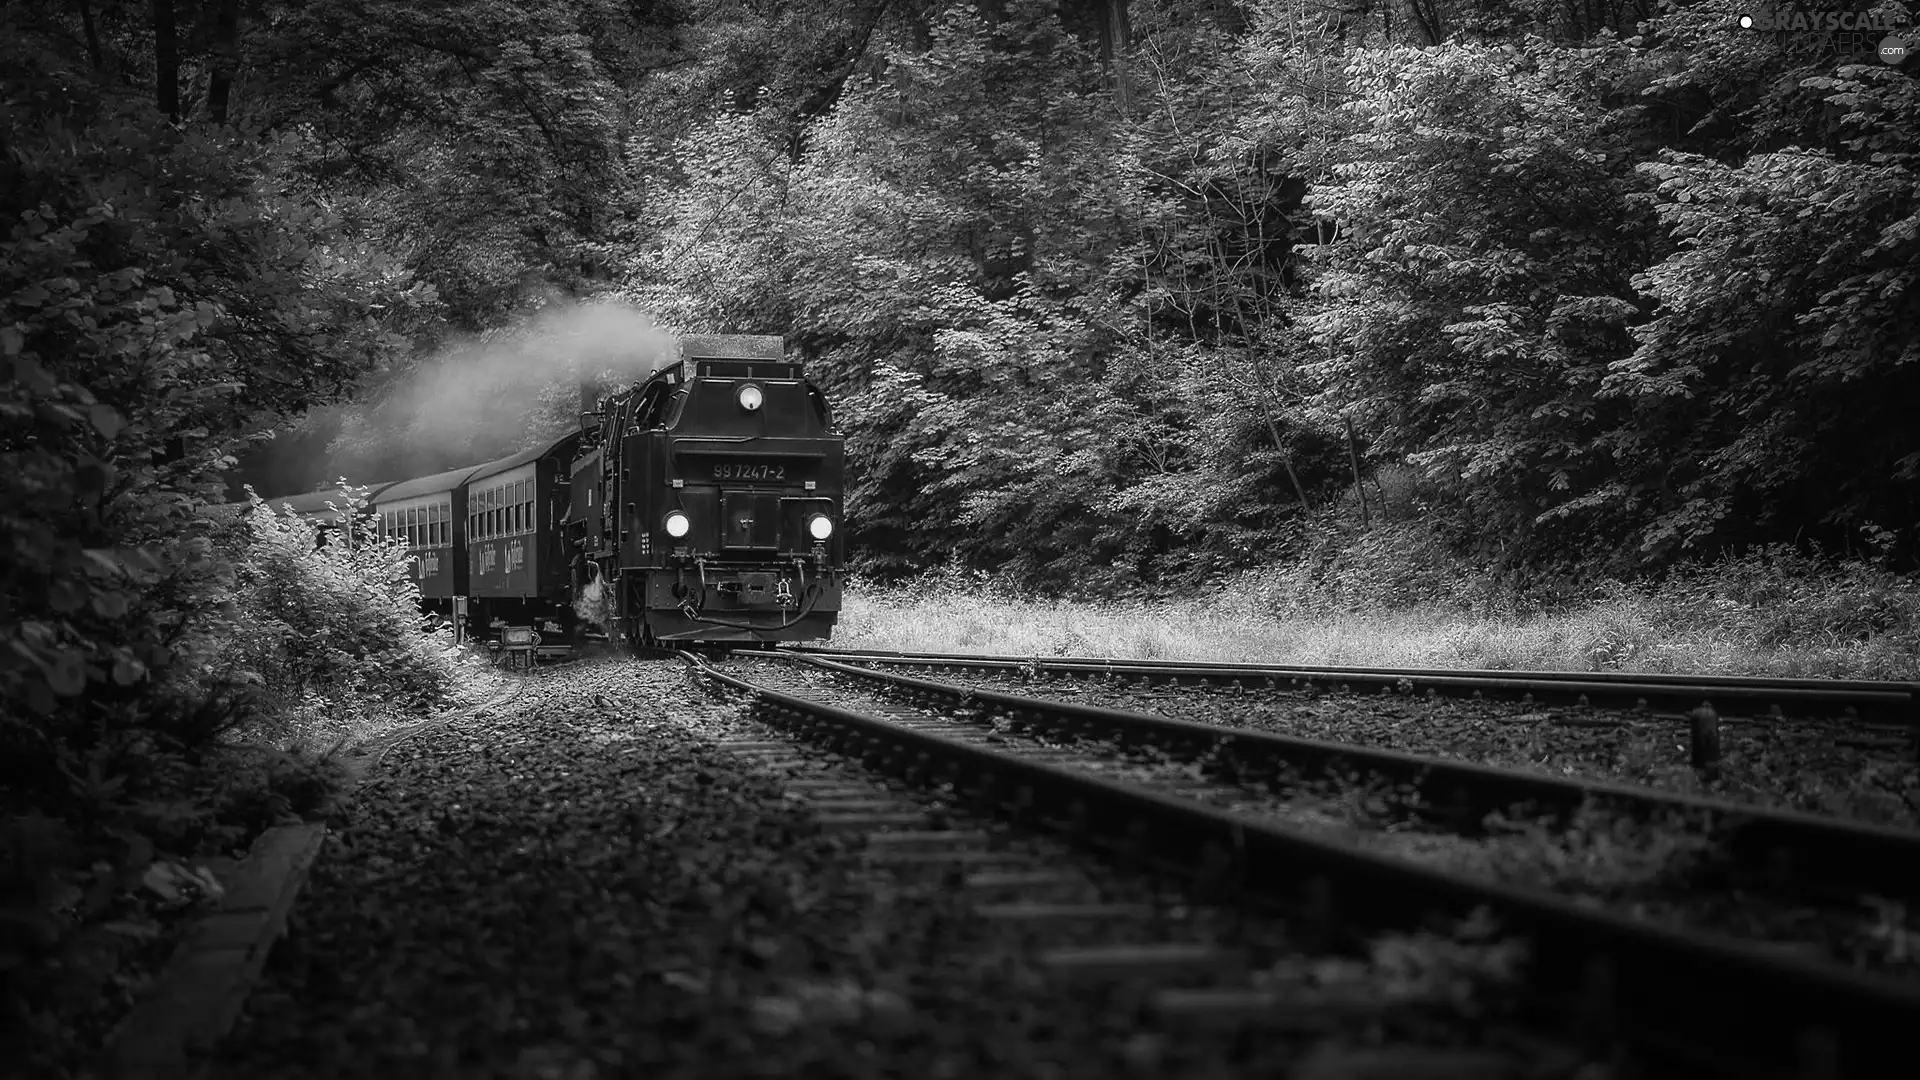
(206, 0), (240, 124)
(1406, 0), (1444, 45)
(151, 0), (180, 120)
(1345, 413), (1370, 528)
(77, 0), (103, 70)
(1096, 0), (1130, 61)
(1099, 0), (1130, 110)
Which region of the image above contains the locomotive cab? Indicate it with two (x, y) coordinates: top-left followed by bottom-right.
(572, 335), (846, 647)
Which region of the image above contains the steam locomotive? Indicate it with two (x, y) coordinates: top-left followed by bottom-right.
(243, 335), (846, 652)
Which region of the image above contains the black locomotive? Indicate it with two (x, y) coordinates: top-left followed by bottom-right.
(569, 334), (846, 646)
(234, 334), (846, 652)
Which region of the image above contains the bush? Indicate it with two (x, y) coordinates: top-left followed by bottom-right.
(1643, 544), (1920, 659)
(219, 485), (456, 731)
(1227, 517), (1502, 618)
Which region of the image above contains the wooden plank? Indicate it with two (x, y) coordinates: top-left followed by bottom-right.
(104, 823), (328, 1080)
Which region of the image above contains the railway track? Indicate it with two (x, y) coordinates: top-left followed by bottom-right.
(785, 645), (1920, 736)
(784, 652), (1920, 901)
(687, 647), (1920, 1080)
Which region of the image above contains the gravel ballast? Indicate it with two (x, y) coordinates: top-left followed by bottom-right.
(204, 657), (1592, 1079)
(859, 666), (1920, 828)
(733, 660), (1920, 979)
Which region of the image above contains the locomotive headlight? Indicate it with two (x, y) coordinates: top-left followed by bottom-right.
(664, 511), (691, 538)
(737, 384), (764, 412)
(807, 513), (834, 541)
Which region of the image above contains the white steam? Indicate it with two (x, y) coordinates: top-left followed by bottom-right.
(574, 560), (612, 633)
(379, 301), (680, 469)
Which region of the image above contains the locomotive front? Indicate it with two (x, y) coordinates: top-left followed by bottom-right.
(570, 334), (845, 645)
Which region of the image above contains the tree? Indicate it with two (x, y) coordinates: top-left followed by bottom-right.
(1304, 37), (1655, 563)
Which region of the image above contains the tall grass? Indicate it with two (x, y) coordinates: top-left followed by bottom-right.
(833, 538), (1920, 680)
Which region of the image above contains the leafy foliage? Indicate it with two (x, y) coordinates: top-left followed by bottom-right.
(221, 487), (457, 719)
(1606, 71), (1920, 555)
(1305, 36), (1655, 562)
(1, 13), (437, 1069)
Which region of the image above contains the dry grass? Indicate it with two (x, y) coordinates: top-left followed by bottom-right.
(830, 575), (1920, 681)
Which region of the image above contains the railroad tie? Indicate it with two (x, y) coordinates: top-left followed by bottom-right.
(1037, 943), (1234, 982)
(781, 778), (881, 792)
(813, 812), (927, 832)
(1150, 988), (1290, 1031)
(862, 829), (992, 852)
(961, 870), (1094, 900)
(862, 848), (1034, 867)
(805, 798), (909, 813)
(972, 902), (1155, 924)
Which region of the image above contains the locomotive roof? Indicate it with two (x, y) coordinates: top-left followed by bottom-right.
(464, 431), (584, 487)
(679, 334), (784, 361)
(374, 462), (492, 503)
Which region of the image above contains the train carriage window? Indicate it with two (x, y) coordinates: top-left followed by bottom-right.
(523, 482), (534, 534)
(517, 479), (529, 533)
(439, 499), (450, 546)
(409, 507), (421, 548)
(428, 502), (441, 547)
(507, 482), (518, 535)
(404, 507), (414, 547)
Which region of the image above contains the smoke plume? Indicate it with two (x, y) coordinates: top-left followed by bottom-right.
(354, 301), (680, 480)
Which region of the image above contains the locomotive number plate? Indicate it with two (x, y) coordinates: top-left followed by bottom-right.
(710, 462), (788, 481)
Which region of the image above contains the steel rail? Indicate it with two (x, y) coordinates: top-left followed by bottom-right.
(684, 651), (1920, 1080)
(786, 645), (1920, 729)
(783, 652), (1920, 901)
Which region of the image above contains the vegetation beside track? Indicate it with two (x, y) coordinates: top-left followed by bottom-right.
(836, 544), (1920, 681)
(3, 498), (466, 1079)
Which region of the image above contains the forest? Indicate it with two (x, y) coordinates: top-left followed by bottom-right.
(10, 0), (1915, 598)
(2, 0), (1917, 1068)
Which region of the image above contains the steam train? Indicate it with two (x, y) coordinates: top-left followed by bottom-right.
(240, 335), (846, 652)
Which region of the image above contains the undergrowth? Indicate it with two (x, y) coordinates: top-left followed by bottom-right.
(2, 487), (456, 1078)
(836, 529), (1920, 680)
